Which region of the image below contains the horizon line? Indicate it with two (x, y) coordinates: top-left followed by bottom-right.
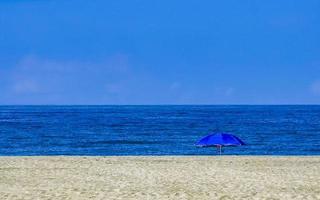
(1, 104), (320, 106)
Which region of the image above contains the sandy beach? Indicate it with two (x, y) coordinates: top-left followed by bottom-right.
(0, 156), (319, 200)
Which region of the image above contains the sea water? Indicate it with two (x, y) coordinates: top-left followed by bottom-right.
(0, 105), (319, 155)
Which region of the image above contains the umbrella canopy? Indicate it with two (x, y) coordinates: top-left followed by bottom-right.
(196, 132), (245, 147)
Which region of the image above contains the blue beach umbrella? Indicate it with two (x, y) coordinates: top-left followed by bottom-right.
(196, 133), (245, 154)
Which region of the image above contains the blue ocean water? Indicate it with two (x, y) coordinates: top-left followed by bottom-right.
(0, 105), (320, 156)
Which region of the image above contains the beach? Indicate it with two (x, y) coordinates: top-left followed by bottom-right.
(0, 156), (319, 199)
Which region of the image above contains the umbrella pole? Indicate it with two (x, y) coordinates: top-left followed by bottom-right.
(216, 145), (222, 155)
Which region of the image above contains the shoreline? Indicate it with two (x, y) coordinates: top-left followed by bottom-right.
(0, 154), (320, 159)
(1, 156), (319, 199)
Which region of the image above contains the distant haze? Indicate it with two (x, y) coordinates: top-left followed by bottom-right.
(0, 0), (319, 104)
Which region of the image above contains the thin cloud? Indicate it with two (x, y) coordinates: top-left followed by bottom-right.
(12, 79), (40, 94)
(310, 80), (320, 96)
(1, 54), (134, 104)
(214, 86), (235, 97)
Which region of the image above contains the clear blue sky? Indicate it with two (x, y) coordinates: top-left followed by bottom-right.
(0, 0), (319, 104)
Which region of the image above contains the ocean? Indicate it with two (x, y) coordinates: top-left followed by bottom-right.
(0, 105), (319, 155)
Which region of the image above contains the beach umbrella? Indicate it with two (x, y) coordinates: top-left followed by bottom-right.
(196, 133), (245, 154)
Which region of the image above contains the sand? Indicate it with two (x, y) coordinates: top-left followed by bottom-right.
(0, 156), (319, 200)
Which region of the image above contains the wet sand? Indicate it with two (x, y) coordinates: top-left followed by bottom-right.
(0, 156), (319, 199)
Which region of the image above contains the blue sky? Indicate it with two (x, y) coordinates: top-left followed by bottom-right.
(0, 0), (319, 104)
